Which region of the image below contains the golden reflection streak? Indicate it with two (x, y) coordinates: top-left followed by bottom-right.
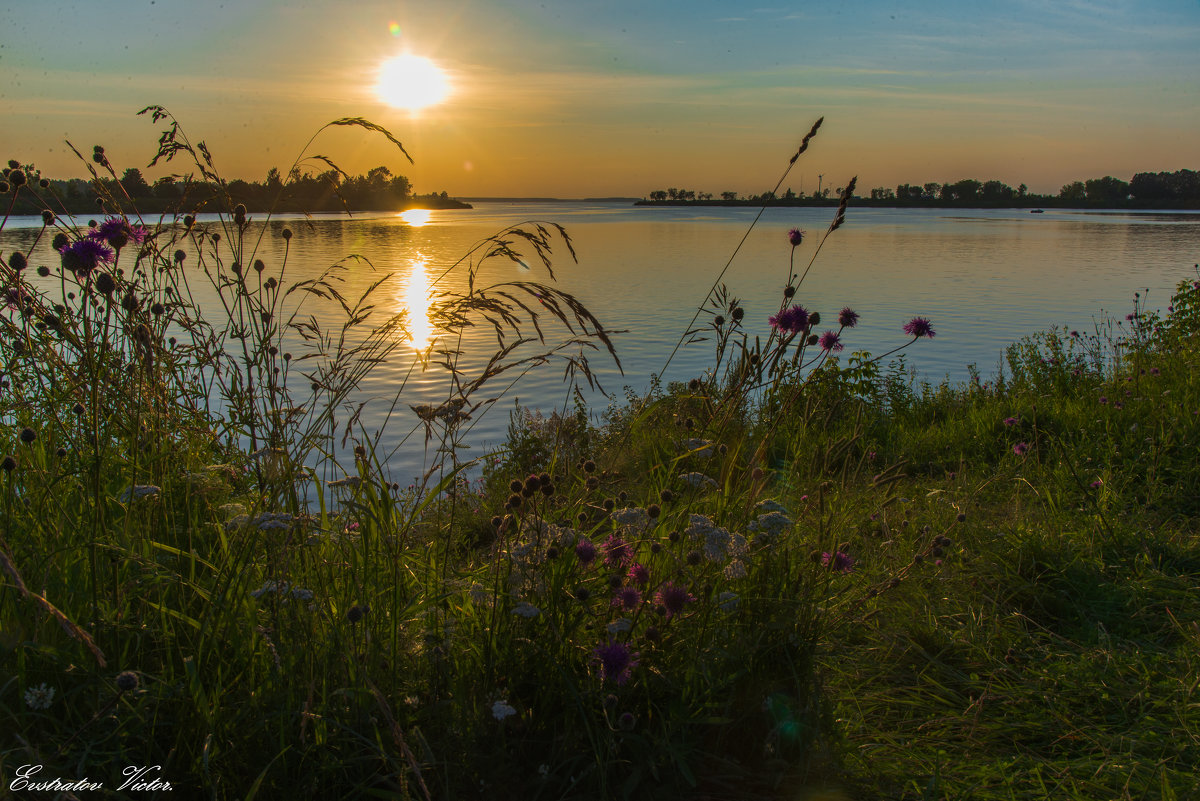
(403, 259), (433, 350)
(399, 208), (432, 226)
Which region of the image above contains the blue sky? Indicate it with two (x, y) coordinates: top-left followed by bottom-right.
(2, 0), (1197, 196)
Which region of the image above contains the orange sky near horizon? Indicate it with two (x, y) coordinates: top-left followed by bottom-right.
(2, 1), (1197, 198)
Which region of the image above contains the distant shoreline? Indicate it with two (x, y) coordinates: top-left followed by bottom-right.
(9, 195), (472, 216)
(632, 198), (1200, 211)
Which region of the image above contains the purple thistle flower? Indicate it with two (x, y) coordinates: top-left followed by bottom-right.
(822, 550), (855, 573)
(603, 534), (632, 569)
(903, 316), (936, 339)
(818, 330), (843, 352)
(1003, 416), (1018, 426)
(593, 640), (638, 685)
(1098, 396), (1108, 405)
(627, 562), (650, 585)
(58, 238), (115, 276)
(575, 539), (597, 567)
(612, 586), (642, 611)
(769, 304), (809, 335)
(787, 228), (805, 247)
(1090, 479), (1103, 489)
(654, 582), (695, 619)
(1012, 442), (1029, 456)
(88, 217), (148, 249)
(838, 307), (859, 328)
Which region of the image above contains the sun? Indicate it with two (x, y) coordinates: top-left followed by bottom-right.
(375, 54), (450, 112)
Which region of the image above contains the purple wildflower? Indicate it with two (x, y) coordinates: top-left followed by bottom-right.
(769, 304), (809, 335)
(88, 217), (148, 249)
(627, 562), (650, 585)
(58, 238), (115, 276)
(818, 330), (843, 352)
(838, 307), (859, 328)
(787, 228), (805, 247)
(822, 551), (855, 573)
(903, 316), (936, 339)
(612, 586), (642, 611)
(575, 539), (597, 567)
(1003, 416), (1018, 426)
(603, 534), (632, 569)
(1098, 396), (1108, 405)
(1090, 479), (1103, 489)
(1012, 442), (1029, 456)
(593, 640), (638, 685)
(654, 582), (695, 620)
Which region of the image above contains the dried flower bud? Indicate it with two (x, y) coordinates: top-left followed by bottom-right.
(8, 252), (26, 272)
(233, 204), (247, 227)
(281, 229), (292, 240)
(95, 272), (116, 295)
(115, 671), (140, 692)
(19, 427), (36, 444)
(0, 455), (16, 472)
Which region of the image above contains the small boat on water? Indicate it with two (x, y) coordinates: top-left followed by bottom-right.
(1030, 209), (1045, 213)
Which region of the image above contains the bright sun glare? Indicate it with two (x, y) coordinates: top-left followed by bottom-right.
(376, 54), (450, 112)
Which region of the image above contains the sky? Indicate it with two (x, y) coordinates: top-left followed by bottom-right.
(1, 0), (1197, 198)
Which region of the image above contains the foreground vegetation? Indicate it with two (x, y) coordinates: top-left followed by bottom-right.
(2, 112), (1199, 800)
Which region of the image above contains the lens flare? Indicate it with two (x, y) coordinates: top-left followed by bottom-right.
(388, 21), (401, 36)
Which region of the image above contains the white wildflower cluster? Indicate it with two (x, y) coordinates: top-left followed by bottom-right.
(512, 601), (541, 618)
(747, 511), (794, 544)
(610, 507), (651, 535)
(326, 476), (363, 489)
(250, 581), (314, 602)
(723, 559), (748, 580)
(686, 514), (747, 563)
(226, 511), (310, 533)
(24, 683), (55, 710)
(755, 499), (790, 515)
(217, 502), (246, 519)
(492, 699), (517, 721)
(468, 583), (489, 606)
(118, 484), (160, 502)
(679, 472), (718, 490)
(679, 438), (715, 459)
(607, 617), (633, 635)
(520, 516), (577, 547)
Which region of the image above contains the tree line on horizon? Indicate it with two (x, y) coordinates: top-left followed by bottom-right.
(644, 169), (1200, 208)
(6, 163), (463, 214)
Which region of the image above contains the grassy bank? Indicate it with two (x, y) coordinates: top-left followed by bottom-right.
(2, 116), (1199, 800)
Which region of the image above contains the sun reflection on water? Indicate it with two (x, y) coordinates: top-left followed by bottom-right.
(399, 209), (432, 226)
(403, 258), (433, 350)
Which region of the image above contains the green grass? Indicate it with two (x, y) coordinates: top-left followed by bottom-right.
(2, 116), (1199, 800)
